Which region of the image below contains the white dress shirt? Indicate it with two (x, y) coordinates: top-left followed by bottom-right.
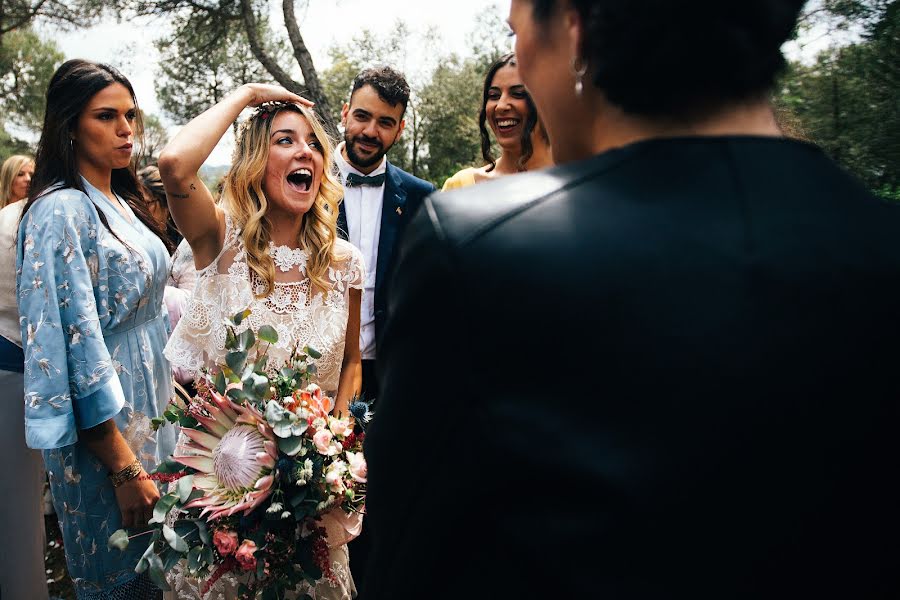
(334, 142), (384, 360)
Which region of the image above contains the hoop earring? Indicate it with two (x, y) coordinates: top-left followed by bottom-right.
(571, 57), (588, 97)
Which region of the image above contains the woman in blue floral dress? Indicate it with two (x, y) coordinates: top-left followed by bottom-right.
(16, 59), (175, 599)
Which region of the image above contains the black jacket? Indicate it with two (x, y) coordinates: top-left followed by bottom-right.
(364, 137), (900, 599)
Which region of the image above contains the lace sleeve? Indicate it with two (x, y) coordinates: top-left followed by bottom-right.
(336, 239), (365, 290)
(163, 215), (253, 374)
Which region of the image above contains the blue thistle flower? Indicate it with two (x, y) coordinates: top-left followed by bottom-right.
(349, 398), (373, 425)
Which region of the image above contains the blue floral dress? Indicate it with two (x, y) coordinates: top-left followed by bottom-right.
(17, 179), (175, 598)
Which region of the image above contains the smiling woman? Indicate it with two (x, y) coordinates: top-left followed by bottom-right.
(158, 85), (363, 598)
(442, 52), (552, 190)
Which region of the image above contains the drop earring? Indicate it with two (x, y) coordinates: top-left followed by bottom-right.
(571, 57), (588, 97)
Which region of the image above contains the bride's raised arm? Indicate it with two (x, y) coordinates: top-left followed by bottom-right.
(157, 83), (310, 270)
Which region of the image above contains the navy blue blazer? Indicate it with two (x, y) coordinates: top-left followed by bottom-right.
(336, 161), (435, 344)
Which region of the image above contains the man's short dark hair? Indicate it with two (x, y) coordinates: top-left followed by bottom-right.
(350, 66), (411, 115)
(531, 0), (807, 119)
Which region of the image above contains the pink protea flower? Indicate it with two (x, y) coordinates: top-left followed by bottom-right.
(174, 394), (277, 520)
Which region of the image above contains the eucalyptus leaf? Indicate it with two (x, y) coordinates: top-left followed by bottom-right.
(227, 388), (252, 403)
(238, 329), (255, 351)
(258, 324), (279, 344)
(243, 372), (268, 395)
(202, 545), (215, 566)
(147, 553), (171, 591)
(277, 435), (305, 456)
(151, 493), (179, 525)
(135, 556), (149, 574)
(186, 489), (205, 504)
(155, 458), (186, 474)
(163, 547), (182, 571)
(226, 350), (248, 374)
(214, 370), (227, 394)
(231, 309), (251, 326)
(272, 419), (295, 439)
(176, 475), (195, 503)
(108, 528), (129, 550)
(163, 524), (189, 553)
(305, 345), (322, 359)
(280, 367), (296, 380)
(289, 487), (308, 507)
(254, 356), (269, 374)
(187, 546), (203, 573)
(136, 542), (156, 574)
(194, 519), (211, 545)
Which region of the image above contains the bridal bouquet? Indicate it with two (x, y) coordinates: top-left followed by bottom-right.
(109, 310), (370, 598)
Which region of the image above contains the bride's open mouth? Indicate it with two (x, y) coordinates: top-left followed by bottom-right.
(286, 168), (313, 193)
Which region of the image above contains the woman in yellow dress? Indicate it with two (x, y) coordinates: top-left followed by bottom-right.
(442, 53), (552, 191)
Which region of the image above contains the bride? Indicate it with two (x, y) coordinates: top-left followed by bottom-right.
(159, 84), (363, 599)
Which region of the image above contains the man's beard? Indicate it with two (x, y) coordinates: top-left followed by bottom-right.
(344, 132), (392, 169)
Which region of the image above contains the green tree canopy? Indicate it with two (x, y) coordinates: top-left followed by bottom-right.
(0, 26), (63, 161)
(778, 0), (898, 199)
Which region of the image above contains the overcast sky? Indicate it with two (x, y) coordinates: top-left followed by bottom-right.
(38, 0), (513, 165)
(36, 0), (836, 167)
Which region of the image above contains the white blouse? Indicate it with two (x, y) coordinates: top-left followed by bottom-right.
(0, 200), (24, 346)
(165, 215), (365, 395)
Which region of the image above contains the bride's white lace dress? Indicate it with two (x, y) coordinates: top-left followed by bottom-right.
(163, 214), (364, 599)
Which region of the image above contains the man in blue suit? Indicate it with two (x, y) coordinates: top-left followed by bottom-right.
(335, 66), (435, 404)
(334, 66), (434, 592)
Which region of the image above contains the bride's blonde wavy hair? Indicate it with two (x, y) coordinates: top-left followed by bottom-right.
(221, 102), (343, 298)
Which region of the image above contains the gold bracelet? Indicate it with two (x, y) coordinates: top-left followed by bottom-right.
(108, 458), (143, 488)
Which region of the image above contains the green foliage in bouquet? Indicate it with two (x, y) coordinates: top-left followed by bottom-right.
(109, 310), (369, 598)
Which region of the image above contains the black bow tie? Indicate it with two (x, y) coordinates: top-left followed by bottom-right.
(346, 172), (386, 188)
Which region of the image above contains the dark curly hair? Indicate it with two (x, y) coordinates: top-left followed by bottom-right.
(351, 66), (411, 115)
(479, 53), (547, 173)
(530, 0), (807, 118)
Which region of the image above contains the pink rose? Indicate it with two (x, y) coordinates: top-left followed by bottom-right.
(234, 539), (258, 571)
(313, 429), (334, 454)
(346, 451), (367, 483)
(329, 417), (352, 437)
(325, 468), (347, 494)
(212, 529), (239, 556)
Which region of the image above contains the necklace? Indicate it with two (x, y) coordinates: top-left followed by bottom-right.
(268, 241), (309, 273)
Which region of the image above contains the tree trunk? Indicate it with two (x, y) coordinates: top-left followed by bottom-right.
(282, 0), (339, 139)
(239, 1), (308, 94)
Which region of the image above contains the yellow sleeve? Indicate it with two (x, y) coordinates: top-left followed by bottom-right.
(441, 168), (478, 191)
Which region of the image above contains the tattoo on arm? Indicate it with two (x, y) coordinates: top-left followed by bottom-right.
(171, 192), (189, 199)
(190, 183), (196, 191)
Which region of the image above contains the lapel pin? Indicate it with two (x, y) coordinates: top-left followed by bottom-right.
(396, 206), (403, 216)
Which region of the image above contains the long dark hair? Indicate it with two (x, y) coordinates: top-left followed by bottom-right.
(24, 59), (172, 251)
(479, 53), (545, 173)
